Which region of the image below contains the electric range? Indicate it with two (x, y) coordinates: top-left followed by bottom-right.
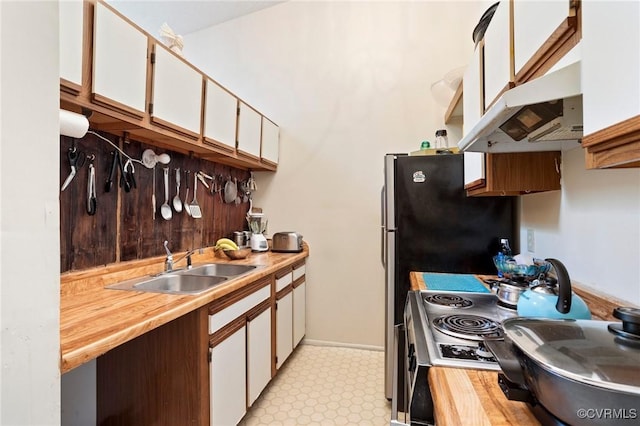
(393, 290), (519, 425)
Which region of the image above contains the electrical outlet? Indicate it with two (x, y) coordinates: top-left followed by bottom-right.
(527, 228), (535, 252)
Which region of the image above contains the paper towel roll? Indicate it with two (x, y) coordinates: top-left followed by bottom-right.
(60, 109), (89, 138)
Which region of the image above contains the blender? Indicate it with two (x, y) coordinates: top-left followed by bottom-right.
(247, 212), (268, 251)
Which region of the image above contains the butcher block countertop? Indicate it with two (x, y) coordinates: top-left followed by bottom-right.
(60, 244), (308, 373)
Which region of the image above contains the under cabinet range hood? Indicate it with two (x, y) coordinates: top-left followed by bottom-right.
(459, 61), (583, 153)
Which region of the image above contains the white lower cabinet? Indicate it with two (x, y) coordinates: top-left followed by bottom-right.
(293, 280), (306, 348)
(276, 291), (293, 369)
(210, 326), (246, 426)
(247, 307), (272, 406)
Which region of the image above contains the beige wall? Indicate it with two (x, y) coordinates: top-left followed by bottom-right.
(1, 0), (61, 422)
(185, 0), (489, 347)
(520, 147), (640, 305)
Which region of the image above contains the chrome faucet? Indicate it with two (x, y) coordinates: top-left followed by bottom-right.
(163, 241), (203, 272)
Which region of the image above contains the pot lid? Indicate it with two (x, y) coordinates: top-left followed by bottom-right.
(503, 312), (640, 394)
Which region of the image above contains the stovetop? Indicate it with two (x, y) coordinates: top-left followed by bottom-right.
(417, 290), (518, 370)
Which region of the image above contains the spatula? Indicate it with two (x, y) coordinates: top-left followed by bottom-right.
(189, 172), (202, 218)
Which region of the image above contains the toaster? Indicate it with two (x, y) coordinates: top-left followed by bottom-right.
(271, 232), (304, 253)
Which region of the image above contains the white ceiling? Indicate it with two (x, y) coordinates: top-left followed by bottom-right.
(107, 0), (284, 36)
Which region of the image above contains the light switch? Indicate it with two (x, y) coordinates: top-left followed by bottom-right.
(527, 228), (535, 252)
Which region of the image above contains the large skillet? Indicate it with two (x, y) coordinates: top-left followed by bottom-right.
(486, 308), (640, 425)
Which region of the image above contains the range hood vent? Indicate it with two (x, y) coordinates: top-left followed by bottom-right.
(459, 61), (583, 153)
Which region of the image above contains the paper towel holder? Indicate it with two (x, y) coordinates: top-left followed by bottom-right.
(60, 109), (90, 138)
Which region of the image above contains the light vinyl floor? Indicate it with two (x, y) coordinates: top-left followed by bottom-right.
(239, 344), (392, 426)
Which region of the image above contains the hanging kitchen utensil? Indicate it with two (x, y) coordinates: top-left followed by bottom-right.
(118, 151), (131, 193)
(172, 168), (182, 213)
(104, 150), (119, 193)
(224, 177), (237, 204)
(152, 166), (157, 220)
(248, 171), (257, 191)
(123, 159), (136, 189)
(184, 170), (192, 217)
(160, 167), (172, 220)
(86, 156), (96, 216)
(189, 172), (202, 218)
(61, 143), (86, 191)
(141, 149), (171, 169)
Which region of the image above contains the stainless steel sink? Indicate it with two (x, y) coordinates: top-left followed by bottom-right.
(105, 263), (263, 295)
(178, 263), (257, 277)
(132, 274), (228, 294)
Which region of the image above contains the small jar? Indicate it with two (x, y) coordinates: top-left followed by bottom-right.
(435, 129), (448, 149)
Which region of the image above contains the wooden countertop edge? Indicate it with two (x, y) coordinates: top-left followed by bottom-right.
(429, 367), (540, 426)
(60, 244), (309, 373)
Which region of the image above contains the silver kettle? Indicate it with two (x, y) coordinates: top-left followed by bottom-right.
(516, 258), (591, 319)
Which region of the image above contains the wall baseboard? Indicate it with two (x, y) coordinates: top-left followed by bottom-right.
(301, 338), (383, 352)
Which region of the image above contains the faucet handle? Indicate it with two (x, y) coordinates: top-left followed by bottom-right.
(163, 240), (173, 258)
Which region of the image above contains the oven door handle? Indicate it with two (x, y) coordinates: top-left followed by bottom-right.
(390, 324), (409, 426)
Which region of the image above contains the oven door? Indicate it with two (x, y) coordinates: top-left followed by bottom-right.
(390, 324), (409, 426)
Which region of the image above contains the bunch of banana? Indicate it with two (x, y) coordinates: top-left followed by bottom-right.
(215, 238), (239, 251)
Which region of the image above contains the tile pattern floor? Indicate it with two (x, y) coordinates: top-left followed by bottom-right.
(239, 344), (392, 426)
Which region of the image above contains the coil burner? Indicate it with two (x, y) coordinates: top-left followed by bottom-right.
(432, 314), (504, 341)
(423, 293), (473, 309)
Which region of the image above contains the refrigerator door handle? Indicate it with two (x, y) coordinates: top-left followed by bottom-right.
(381, 186), (386, 266)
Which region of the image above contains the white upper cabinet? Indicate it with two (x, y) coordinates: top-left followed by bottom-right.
(482, 1), (511, 108)
(237, 102), (262, 158)
(581, 0), (639, 134)
(463, 45), (484, 135)
(151, 45), (203, 137)
(92, 2), (147, 116)
(513, 0), (571, 76)
(203, 79), (238, 151)
(261, 118), (280, 164)
(59, 0), (84, 90)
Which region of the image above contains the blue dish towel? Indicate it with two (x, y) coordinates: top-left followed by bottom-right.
(422, 273), (490, 293)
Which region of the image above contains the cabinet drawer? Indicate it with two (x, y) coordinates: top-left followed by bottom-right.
(275, 272), (293, 292)
(292, 264), (306, 281)
(209, 285), (270, 334)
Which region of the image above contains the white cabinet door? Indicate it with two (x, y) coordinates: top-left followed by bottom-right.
(92, 2), (147, 115)
(293, 281), (306, 348)
(463, 45), (483, 136)
(483, 1), (511, 108)
(276, 291), (293, 369)
(247, 308), (272, 406)
(151, 45), (203, 136)
(513, 0), (570, 75)
(261, 118), (279, 164)
(238, 102), (262, 158)
(59, 0), (83, 88)
(210, 327), (246, 426)
(464, 152), (485, 187)
(204, 79), (237, 150)
(582, 0), (640, 134)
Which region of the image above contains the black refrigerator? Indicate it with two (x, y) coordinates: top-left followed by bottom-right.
(382, 153), (516, 399)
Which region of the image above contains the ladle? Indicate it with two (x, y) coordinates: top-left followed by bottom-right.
(172, 168), (182, 213)
(160, 167), (172, 220)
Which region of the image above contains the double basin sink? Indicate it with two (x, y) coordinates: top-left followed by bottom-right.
(106, 263), (262, 295)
